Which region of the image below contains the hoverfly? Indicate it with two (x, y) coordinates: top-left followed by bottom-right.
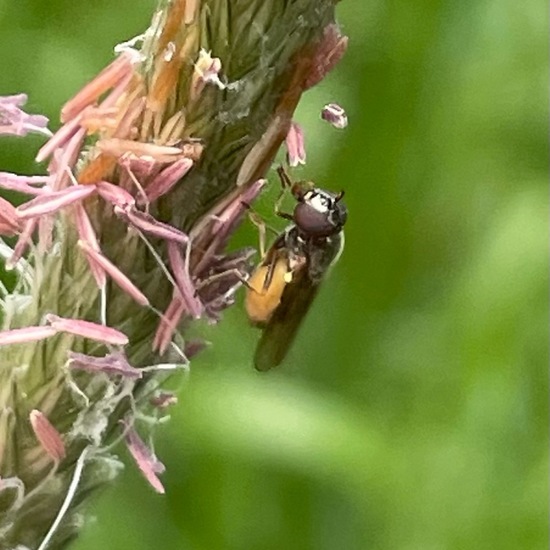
(245, 166), (347, 371)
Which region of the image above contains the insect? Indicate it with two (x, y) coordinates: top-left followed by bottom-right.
(245, 166), (347, 371)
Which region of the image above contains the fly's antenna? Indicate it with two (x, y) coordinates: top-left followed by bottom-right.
(276, 165), (293, 190)
(335, 191), (345, 202)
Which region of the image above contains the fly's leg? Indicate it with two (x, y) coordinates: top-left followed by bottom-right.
(275, 165), (314, 220)
(276, 165), (293, 190)
(274, 165), (294, 221)
(195, 268), (253, 292)
(242, 216), (285, 294)
(262, 251), (292, 292)
(247, 210), (268, 259)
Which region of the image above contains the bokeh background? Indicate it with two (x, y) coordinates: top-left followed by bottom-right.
(0, 0), (547, 548)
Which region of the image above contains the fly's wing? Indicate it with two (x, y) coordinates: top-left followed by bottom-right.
(253, 266), (320, 371)
(253, 232), (344, 371)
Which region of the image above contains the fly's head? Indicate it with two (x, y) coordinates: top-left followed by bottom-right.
(292, 185), (347, 238)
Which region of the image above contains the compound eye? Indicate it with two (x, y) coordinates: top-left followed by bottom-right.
(294, 202), (335, 237)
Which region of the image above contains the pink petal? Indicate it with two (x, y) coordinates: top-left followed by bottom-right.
(36, 113), (84, 163)
(80, 105), (119, 133)
(285, 122), (306, 167)
(73, 204), (106, 287)
(37, 215), (54, 252)
(0, 220), (18, 236)
(192, 178), (266, 275)
(0, 325), (57, 346)
(8, 218), (37, 268)
(73, 204), (99, 250)
(49, 127), (87, 190)
(321, 103), (348, 129)
(30, 410), (66, 462)
(142, 158), (194, 203)
(98, 71), (134, 110)
(16, 185), (96, 219)
(46, 314), (129, 346)
(61, 52), (135, 123)
(0, 94), (27, 107)
(68, 351), (142, 378)
(0, 94), (52, 138)
(112, 96), (146, 141)
(118, 154), (161, 185)
(78, 240), (149, 306)
(0, 196), (21, 236)
(123, 422), (165, 494)
(121, 208), (189, 245)
(96, 180), (136, 209)
(0, 172), (50, 195)
(96, 138), (184, 162)
(153, 295), (186, 354)
(167, 241), (202, 318)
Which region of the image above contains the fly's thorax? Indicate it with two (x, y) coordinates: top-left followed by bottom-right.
(305, 231), (345, 283)
(279, 224), (344, 284)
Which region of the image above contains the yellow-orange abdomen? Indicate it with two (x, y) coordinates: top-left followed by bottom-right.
(245, 258), (290, 325)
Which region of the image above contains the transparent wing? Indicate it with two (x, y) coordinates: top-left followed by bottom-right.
(253, 266), (320, 371)
(252, 230), (344, 371)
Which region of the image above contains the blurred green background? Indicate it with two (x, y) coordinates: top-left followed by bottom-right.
(0, 0), (547, 548)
